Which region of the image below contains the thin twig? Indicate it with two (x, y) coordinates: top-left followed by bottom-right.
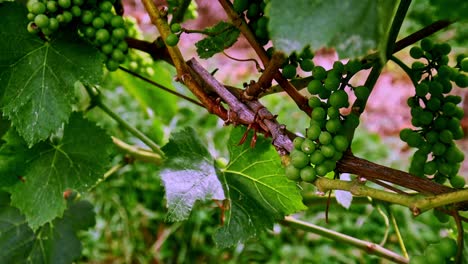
(244, 51), (285, 99)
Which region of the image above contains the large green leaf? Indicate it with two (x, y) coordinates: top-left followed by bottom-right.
(160, 127), (225, 221)
(268, 0), (398, 58)
(0, 191), (95, 263)
(0, 3), (102, 146)
(4, 113), (112, 229)
(214, 127), (306, 247)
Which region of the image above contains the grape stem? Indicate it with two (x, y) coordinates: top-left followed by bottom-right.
(389, 56), (419, 87)
(282, 216), (409, 264)
(112, 136), (163, 165)
(170, 0), (192, 24)
(388, 207), (409, 259)
(244, 51), (286, 99)
(453, 211), (465, 263)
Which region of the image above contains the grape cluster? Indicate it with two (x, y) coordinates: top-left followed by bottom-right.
(124, 17), (155, 76)
(401, 39), (466, 187)
(286, 61), (366, 182)
(409, 237), (457, 264)
(233, 0), (269, 46)
(26, 0), (128, 71)
(278, 47), (315, 79)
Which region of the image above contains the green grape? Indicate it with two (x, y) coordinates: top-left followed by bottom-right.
(341, 113), (360, 131)
(426, 97), (441, 112)
(431, 142), (446, 156)
(450, 175), (465, 188)
(282, 64), (296, 79)
(418, 111), (433, 126)
(84, 26), (95, 38)
(315, 164), (329, 176)
(48, 18), (59, 31)
(285, 165), (301, 181)
(170, 23), (182, 33)
(412, 61), (426, 70)
(438, 43), (451, 55)
(332, 61), (344, 74)
(106, 59), (120, 71)
(99, 1), (113, 12)
(406, 132), (423, 148)
(409, 255), (425, 264)
(100, 12), (113, 23)
(92, 17), (105, 29)
(300, 59), (314, 72)
(73, 0), (84, 5)
(307, 80), (322, 95)
(322, 159), (337, 172)
(445, 146), (464, 163)
(165, 33), (179, 46)
(438, 237), (457, 258)
(95, 28), (110, 43)
(311, 107), (326, 121)
(324, 76), (340, 91)
(81, 10), (94, 24)
(117, 40), (128, 52)
(321, 145), (335, 158)
(301, 139), (316, 154)
(423, 250), (444, 264)
(27, 21), (39, 33)
(299, 47), (314, 60)
(327, 107), (340, 119)
(420, 38), (433, 52)
(344, 59), (362, 75)
(423, 160), (437, 175)
(319, 131), (332, 145)
(233, 0), (249, 13)
(409, 46), (424, 59)
(454, 73), (468, 88)
(34, 14), (49, 28)
(31, 2), (46, 14)
(312, 66), (327, 80)
(438, 163), (454, 176)
(439, 130), (453, 144)
(300, 167), (317, 182)
(442, 102), (457, 116)
(318, 88), (331, 99)
(309, 150), (325, 165)
(308, 96), (322, 108)
(101, 43), (113, 54)
(399, 128), (413, 142)
(325, 119), (341, 133)
(328, 90), (348, 108)
(415, 83), (428, 97)
(461, 58), (468, 72)
(290, 151), (309, 169)
(433, 209), (450, 223)
(444, 94), (462, 104)
(58, 0), (71, 8)
(27, 13), (35, 21)
(354, 86), (370, 100)
(71, 6), (81, 17)
(246, 3), (260, 19)
(437, 65), (452, 78)
(112, 49), (125, 63)
(293, 137), (304, 150)
(307, 124), (321, 140)
(47, 1), (58, 12)
(332, 135), (349, 152)
(433, 117), (448, 130)
(112, 28), (126, 40)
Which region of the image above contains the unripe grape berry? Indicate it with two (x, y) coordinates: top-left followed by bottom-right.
(319, 131), (332, 145)
(81, 10), (94, 24)
(300, 166), (317, 182)
(332, 135), (349, 152)
(426, 97), (441, 112)
(95, 28), (110, 43)
(84, 26), (95, 38)
(412, 61), (426, 70)
(34, 14), (49, 28)
(73, 0), (84, 5)
(409, 46), (424, 59)
(450, 175), (465, 188)
(100, 1), (113, 12)
(112, 49), (125, 63)
(282, 64), (297, 79)
(461, 58), (468, 72)
(233, 0), (249, 13)
(328, 90), (349, 108)
(324, 76), (340, 91)
(58, 0), (71, 8)
(454, 73), (467, 88)
(431, 142), (446, 156)
(438, 237), (457, 258)
(308, 96), (322, 108)
(117, 40), (128, 52)
(321, 145), (335, 158)
(47, 1), (58, 12)
(344, 60), (362, 75)
(325, 119), (341, 133)
(311, 107), (326, 121)
(433, 209), (449, 223)
(409, 255), (426, 264)
(420, 38), (433, 52)
(307, 124), (321, 140)
(439, 130), (453, 144)
(300, 59), (314, 72)
(315, 164), (329, 176)
(399, 128), (413, 142)
(62, 11), (73, 23)
(106, 59), (120, 71)
(165, 33), (179, 46)
(27, 21), (39, 33)
(290, 151), (309, 169)
(171, 23), (182, 33)
(101, 43), (113, 54)
(31, 2), (46, 15)
(301, 139), (316, 154)
(312, 66), (327, 80)
(71, 6), (81, 17)
(285, 165), (301, 181)
(293, 137), (304, 150)
(27, 12), (35, 21)
(307, 80), (322, 95)
(112, 28), (126, 40)
(309, 150), (325, 165)
(327, 107), (340, 119)
(48, 18), (59, 31)
(415, 83), (429, 97)
(92, 17), (105, 29)
(406, 132), (423, 148)
(423, 161), (437, 175)
(354, 86), (370, 100)
(318, 89), (331, 100)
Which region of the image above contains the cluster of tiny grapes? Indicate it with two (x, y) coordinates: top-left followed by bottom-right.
(165, 22), (182, 47)
(409, 237), (457, 264)
(232, 0), (269, 46)
(124, 17), (155, 76)
(400, 39), (467, 187)
(26, 0), (128, 71)
(285, 60), (366, 182)
(278, 47), (315, 79)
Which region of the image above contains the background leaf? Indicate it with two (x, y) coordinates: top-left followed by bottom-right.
(214, 127), (306, 247)
(268, 0), (398, 58)
(0, 191), (95, 264)
(195, 22), (240, 59)
(160, 127), (225, 221)
(335, 173), (353, 209)
(5, 113), (112, 229)
(0, 3), (102, 146)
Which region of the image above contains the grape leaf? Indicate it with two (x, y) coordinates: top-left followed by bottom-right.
(160, 127), (225, 221)
(0, 191), (95, 263)
(195, 22), (240, 59)
(214, 127), (306, 247)
(5, 113), (112, 229)
(269, 0), (398, 58)
(0, 3), (102, 146)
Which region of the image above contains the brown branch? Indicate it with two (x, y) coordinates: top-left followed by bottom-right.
(244, 52), (285, 99)
(218, 0), (311, 115)
(125, 37), (173, 64)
